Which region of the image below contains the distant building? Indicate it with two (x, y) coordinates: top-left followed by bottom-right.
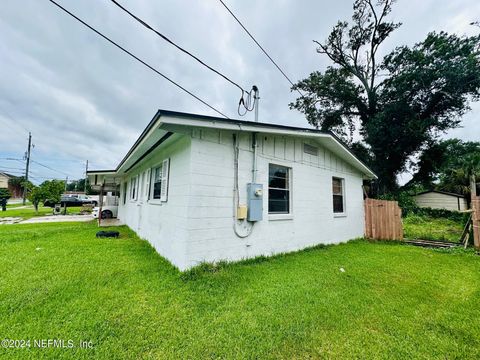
(414, 190), (468, 211)
(0, 173), (23, 198)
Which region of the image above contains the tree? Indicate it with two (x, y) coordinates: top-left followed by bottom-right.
(290, 0), (480, 193)
(27, 180), (65, 213)
(0, 188), (11, 211)
(438, 153), (480, 201)
(28, 186), (44, 213)
(408, 139), (480, 189)
(8, 176), (33, 198)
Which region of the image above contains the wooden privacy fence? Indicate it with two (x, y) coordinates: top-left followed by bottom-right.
(472, 196), (480, 249)
(365, 199), (403, 240)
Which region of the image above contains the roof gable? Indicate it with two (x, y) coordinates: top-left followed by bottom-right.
(88, 109), (377, 179)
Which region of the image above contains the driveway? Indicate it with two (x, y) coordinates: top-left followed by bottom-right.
(20, 215), (94, 224)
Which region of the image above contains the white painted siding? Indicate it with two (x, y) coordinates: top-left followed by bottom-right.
(118, 135), (191, 270)
(117, 129), (367, 270)
(414, 192), (468, 211)
(185, 129), (365, 269)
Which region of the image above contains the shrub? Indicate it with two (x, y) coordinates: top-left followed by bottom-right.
(378, 191), (419, 216)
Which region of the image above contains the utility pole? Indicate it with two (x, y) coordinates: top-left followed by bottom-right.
(471, 174), (477, 198)
(65, 176), (68, 192)
(84, 160), (88, 194)
(22, 132), (32, 205)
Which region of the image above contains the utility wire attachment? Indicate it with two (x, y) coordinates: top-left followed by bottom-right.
(109, 0), (257, 116)
(218, 0), (304, 98)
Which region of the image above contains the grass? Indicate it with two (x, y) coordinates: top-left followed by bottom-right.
(403, 213), (465, 242)
(0, 206), (84, 220)
(1, 222), (480, 359)
(6, 203), (29, 209)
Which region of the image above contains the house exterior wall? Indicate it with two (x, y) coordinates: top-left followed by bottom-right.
(184, 128), (365, 269)
(0, 174), (9, 189)
(117, 129), (367, 271)
(118, 135), (191, 270)
(414, 192), (468, 211)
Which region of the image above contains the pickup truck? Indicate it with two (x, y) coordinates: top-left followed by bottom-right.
(44, 194), (98, 208)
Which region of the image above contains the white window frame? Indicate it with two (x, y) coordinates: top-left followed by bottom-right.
(268, 163), (293, 220)
(129, 175), (138, 201)
(148, 158), (170, 204)
(144, 168), (151, 200)
(332, 177), (346, 217)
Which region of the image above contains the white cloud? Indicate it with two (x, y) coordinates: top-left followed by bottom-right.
(0, 0), (478, 183)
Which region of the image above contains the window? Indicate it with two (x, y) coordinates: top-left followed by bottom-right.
(122, 182), (127, 205)
(130, 176), (137, 200)
(332, 177), (345, 214)
(152, 165), (162, 200)
(268, 164), (290, 214)
(150, 158), (170, 202)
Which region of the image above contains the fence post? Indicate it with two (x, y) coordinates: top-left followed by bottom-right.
(473, 196), (480, 249)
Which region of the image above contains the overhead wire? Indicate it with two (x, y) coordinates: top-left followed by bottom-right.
(108, 0), (257, 116)
(47, 0), (230, 119)
(31, 159), (71, 177)
(109, 0), (245, 93)
(218, 0), (304, 98)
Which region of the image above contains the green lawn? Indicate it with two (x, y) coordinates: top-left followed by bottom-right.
(0, 222), (479, 359)
(6, 203), (29, 209)
(0, 206), (83, 220)
(403, 214), (465, 242)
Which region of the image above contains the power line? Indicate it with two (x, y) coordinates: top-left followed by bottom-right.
(47, 0), (229, 119)
(218, 0), (304, 97)
(30, 159), (70, 177)
(109, 0), (246, 93)
(0, 158), (24, 162)
(0, 165), (25, 171)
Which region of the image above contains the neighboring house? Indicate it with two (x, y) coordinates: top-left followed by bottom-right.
(414, 190), (468, 211)
(0, 172), (22, 198)
(88, 110), (376, 270)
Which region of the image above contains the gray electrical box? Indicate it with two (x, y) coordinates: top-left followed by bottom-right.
(247, 183), (263, 221)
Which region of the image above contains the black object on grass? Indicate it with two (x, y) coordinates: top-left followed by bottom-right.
(96, 231), (120, 238)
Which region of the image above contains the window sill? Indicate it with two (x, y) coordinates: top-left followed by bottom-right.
(148, 200), (163, 206)
(333, 213), (347, 218)
(268, 214), (293, 221)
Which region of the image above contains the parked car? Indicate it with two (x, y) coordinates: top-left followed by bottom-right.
(92, 205), (118, 219)
(44, 194), (98, 208)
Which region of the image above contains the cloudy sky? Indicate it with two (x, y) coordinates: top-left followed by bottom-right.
(0, 0), (479, 184)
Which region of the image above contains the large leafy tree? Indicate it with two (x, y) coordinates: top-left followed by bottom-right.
(290, 0), (480, 193)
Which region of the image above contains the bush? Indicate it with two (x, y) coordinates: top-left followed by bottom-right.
(378, 191), (419, 216)
(411, 207), (470, 224)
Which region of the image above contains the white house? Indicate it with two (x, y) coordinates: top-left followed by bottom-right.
(88, 110), (376, 270)
(414, 190), (468, 211)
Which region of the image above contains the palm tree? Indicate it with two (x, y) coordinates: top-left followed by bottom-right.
(439, 153), (480, 205)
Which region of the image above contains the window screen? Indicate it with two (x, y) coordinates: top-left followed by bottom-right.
(152, 165), (162, 200)
(332, 177), (344, 213)
(268, 164), (290, 214)
(130, 177), (137, 200)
